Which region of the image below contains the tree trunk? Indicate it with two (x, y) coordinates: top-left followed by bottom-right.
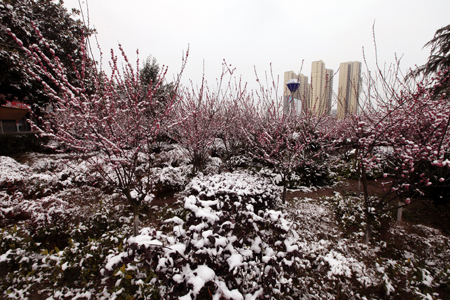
(397, 201), (403, 225)
(132, 202), (140, 237)
(282, 183), (287, 204)
(361, 164), (372, 244)
(356, 149), (361, 197)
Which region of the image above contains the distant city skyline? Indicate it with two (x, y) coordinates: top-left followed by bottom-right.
(283, 60), (334, 116)
(284, 60), (362, 118)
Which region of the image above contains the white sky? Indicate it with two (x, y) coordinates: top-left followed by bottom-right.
(63, 0), (450, 96)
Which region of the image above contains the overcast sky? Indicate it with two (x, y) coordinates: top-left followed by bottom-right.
(63, 0), (450, 95)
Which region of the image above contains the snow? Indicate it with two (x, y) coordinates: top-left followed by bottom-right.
(105, 252), (128, 271)
(188, 275), (206, 295)
(164, 216), (184, 225)
(195, 265), (215, 282)
(0, 156), (29, 185)
(227, 253), (243, 271)
(167, 243), (186, 256)
(323, 250), (354, 278)
(2, 153), (450, 299)
(422, 269), (434, 287)
(184, 195), (220, 223)
(216, 281), (244, 300)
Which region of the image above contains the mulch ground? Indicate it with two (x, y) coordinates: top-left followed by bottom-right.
(285, 178), (450, 235)
(285, 178), (390, 201)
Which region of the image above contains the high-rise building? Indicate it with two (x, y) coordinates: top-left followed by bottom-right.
(283, 71), (310, 115)
(325, 69), (334, 115)
(310, 61), (333, 116)
(337, 61), (362, 119)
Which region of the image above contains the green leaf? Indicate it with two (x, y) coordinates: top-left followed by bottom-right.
(120, 264), (126, 275)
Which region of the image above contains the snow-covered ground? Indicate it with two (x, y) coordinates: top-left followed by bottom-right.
(1, 153), (450, 299)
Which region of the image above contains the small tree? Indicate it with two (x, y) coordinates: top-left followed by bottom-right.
(169, 63), (238, 175)
(334, 55), (450, 243)
(170, 78), (225, 175)
(9, 22), (187, 236)
(241, 72), (330, 203)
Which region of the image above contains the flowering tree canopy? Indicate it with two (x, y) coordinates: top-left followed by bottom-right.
(8, 18), (188, 235)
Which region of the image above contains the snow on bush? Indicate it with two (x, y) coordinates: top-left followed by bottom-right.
(154, 144), (191, 168)
(0, 156), (29, 186)
(105, 171), (315, 299)
(321, 192), (392, 240)
(0, 191), (75, 229)
(2, 153), (450, 299)
(185, 170), (281, 209)
(375, 224), (450, 299)
(0, 212), (134, 300)
(225, 155), (252, 169)
(151, 165), (191, 192)
(104, 173), (401, 299)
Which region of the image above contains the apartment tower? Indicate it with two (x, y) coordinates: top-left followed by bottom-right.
(283, 71), (310, 115)
(310, 61), (333, 116)
(337, 61), (362, 119)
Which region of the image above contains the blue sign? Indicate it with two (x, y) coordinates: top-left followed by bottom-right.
(287, 79), (300, 93)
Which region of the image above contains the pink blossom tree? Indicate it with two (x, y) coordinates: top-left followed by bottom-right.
(169, 78), (224, 175)
(241, 71), (332, 203)
(169, 62), (240, 175)
(8, 24), (187, 236)
(334, 56), (450, 243)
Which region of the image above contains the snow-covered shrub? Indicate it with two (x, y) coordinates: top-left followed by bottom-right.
(225, 154), (252, 170)
(333, 149), (391, 180)
(321, 193), (393, 240)
(202, 156), (223, 175)
(0, 156), (29, 188)
(185, 170), (281, 210)
(373, 224), (450, 299)
(294, 159), (333, 187)
(0, 202), (134, 300)
(154, 145), (191, 168)
(2, 153), (106, 197)
(209, 138), (227, 158)
(105, 171), (317, 299)
(258, 162), (333, 190)
(0, 191), (75, 230)
(284, 198), (384, 299)
(151, 165), (191, 192)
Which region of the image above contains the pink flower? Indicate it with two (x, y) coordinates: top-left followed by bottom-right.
(405, 198), (411, 205)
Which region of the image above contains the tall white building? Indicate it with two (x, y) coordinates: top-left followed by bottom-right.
(283, 71), (310, 115)
(337, 61), (362, 119)
(310, 61), (333, 116)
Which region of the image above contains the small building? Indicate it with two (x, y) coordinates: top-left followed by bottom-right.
(0, 100), (33, 134)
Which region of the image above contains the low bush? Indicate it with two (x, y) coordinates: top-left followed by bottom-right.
(105, 171), (315, 299)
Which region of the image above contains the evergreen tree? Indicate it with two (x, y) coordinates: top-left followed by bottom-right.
(0, 0), (93, 105)
(139, 55), (176, 125)
(409, 24), (450, 95)
(417, 24), (450, 76)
